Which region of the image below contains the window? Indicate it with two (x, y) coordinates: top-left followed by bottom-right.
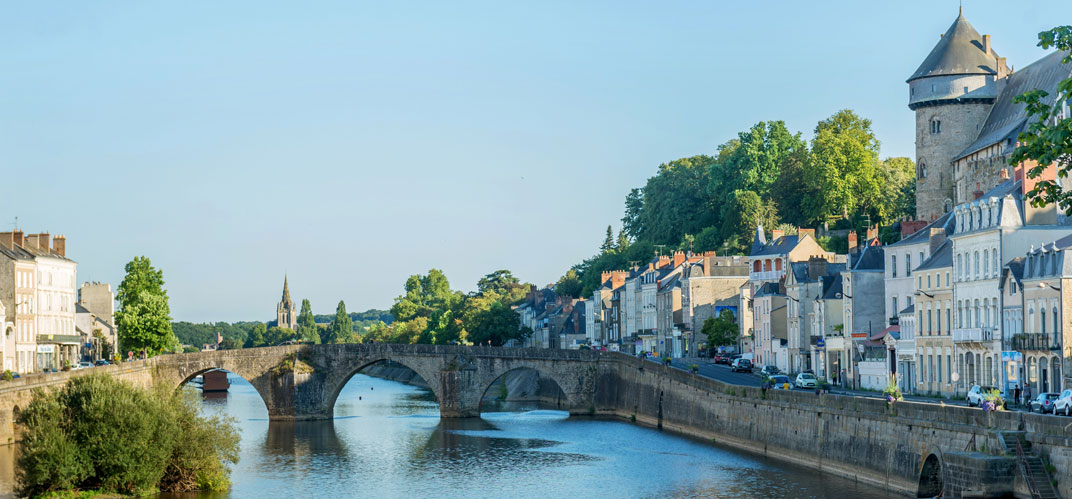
(945, 272), (950, 287)
(957, 254), (963, 280)
(992, 248), (998, 274)
(974, 252), (980, 279)
(946, 354), (952, 383)
(892, 297), (898, 317)
(919, 276), (923, 289)
(931, 119), (942, 134)
(1054, 308), (1060, 342)
(906, 255), (912, 275)
(892, 257), (897, 277)
(937, 356), (943, 383)
(931, 83), (937, 92)
(946, 309), (951, 334)
(927, 274), (932, 289)
(984, 249), (989, 276)
(1042, 308), (1047, 334)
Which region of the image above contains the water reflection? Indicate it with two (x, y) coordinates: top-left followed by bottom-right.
(263, 420), (349, 464)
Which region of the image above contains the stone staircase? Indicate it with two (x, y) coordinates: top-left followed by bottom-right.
(1000, 432), (1061, 499)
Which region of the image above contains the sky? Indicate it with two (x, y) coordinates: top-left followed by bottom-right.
(2, 1), (1069, 322)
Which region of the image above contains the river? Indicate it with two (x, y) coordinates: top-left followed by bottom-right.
(2, 374), (889, 498)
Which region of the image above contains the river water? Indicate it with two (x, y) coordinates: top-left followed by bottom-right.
(2, 374), (889, 498)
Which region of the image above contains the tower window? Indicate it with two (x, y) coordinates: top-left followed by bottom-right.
(930, 119), (941, 134)
(931, 83), (936, 92)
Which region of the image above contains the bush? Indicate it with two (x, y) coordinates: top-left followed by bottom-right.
(1, 370), (12, 381)
(15, 373), (239, 497)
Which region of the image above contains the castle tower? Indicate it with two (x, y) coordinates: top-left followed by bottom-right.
(907, 10), (1008, 220)
(276, 275), (298, 330)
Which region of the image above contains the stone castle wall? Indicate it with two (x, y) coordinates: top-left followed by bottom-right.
(915, 102), (993, 220)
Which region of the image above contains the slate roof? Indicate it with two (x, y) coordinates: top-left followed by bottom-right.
(751, 234), (802, 257)
(788, 261), (847, 283)
(915, 240), (953, 271)
(753, 281), (784, 298)
(955, 179), (1025, 233)
(908, 13), (999, 82)
(850, 244), (885, 271)
(899, 303), (915, 315)
(956, 50), (1072, 160)
(1003, 256), (1026, 285)
(820, 274), (843, 300)
(887, 211), (955, 247)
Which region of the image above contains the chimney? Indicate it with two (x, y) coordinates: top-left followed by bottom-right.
(53, 235), (65, 257)
(25, 233), (42, 251)
(983, 34), (991, 55)
(673, 251), (685, 268)
(928, 228), (946, 255)
(973, 182), (984, 200)
(1000, 168), (1010, 180)
(703, 251), (717, 257)
(866, 225), (878, 242)
(0, 232), (12, 250)
(657, 255), (671, 268)
(808, 256), (828, 279)
(848, 231), (858, 253)
(772, 229), (785, 240)
(997, 56), (1008, 78)
(13, 230), (23, 248)
(798, 228), (815, 240)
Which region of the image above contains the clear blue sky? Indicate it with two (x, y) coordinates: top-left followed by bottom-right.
(2, 1), (1068, 322)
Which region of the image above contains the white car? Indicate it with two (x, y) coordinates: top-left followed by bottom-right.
(1055, 389), (1072, 416)
(77, 361), (93, 369)
(794, 372), (817, 389)
(966, 385), (996, 407)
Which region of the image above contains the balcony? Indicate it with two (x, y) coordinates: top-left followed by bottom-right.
(1003, 333), (1060, 352)
(952, 327), (995, 344)
(749, 270), (784, 281)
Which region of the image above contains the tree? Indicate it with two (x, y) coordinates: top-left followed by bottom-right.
(296, 299), (319, 344)
(600, 225), (615, 253)
(390, 269), (455, 323)
(243, 323), (267, 348)
(219, 338), (241, 350)
(615, 229), (629, 253)
(327, 301), (354, 344)
(476, 269), (527, 304)
(876, 157), (916, 224)
(693, 226), (722, 253)
(802, 109), (882, 223)
(720, 190), (778, 253)
(554, 269), (583, 299)
(621, 188), (644, 240)
(264, 327), (298, 346)
(1011, 26), (1072, 213)
(115, 257), (177, 355)
(633, 155), (719, 245)
(702, 309), (738, 347)
(466, 301), (521, 346)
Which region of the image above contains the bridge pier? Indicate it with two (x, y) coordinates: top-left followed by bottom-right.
(436, 369), (482, 418)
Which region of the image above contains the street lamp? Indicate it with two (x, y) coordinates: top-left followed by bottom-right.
(1038, 282), (1060, 292)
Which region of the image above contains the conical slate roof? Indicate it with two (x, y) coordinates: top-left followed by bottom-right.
(907, 12), (998, 82)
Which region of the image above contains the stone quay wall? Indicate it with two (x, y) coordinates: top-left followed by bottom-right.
(594, 352), (1072, 498)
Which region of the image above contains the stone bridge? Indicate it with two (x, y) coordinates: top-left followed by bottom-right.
(150, 343), (601, 420)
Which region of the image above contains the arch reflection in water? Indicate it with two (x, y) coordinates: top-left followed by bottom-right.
(263, 420), (349, 464)
(478, 367), (568, 414)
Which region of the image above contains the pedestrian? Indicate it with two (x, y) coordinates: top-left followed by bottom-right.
(1013, 385), (1021, 406)
(1024, 384), (1032, 407)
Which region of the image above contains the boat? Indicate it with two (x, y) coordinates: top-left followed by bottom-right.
(201, 370), (231, 392)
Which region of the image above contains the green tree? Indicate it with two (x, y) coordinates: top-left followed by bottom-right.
(243, 323), (267, 348)
(115, 257), (177, 355)
(615, 229), (629, 252)
(720, 190), (779, 253)
(1011, 26), (1072, 213)
(876, 157), (916, 224)
(802, 109), (882, 223)
(554, 269), (583, 299)
(476, 269), (527, 304)
(296, 299), (319, 344)
(633, 155), (719, 245)
(219, 337), (241, 350)
(600, 225), (615, 253)
(702, 309), (738, 347)
(621, 188), (644, 240)
(693, 226), (722, 253)
(466, 301), (521, 346)
(264, 327), (297, 346)
(709, 121), (807, 200)
(327, 301), (355, 344)
(390, 269), (455, 323)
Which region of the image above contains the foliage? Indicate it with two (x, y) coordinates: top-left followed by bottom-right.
(702, 310), (738, 347)
(465, 300), (523, 346)
(115, 257), (177, 356)
(296, 299), (320, 344)
(628, 155), (720, 245)
(600, 225), (615, 253)
(803, 110), (882, 223)
(2, 370), (12, 381)
(1011, 26), (1072, 213)
(554, 269), (584, 299)
(243, 323), (267, 348)
(182, 346), (199, 353)
(883, 375), (903, 404)
(982, 389), (1005, 413)
(693, 226), (722, 253)
(264, 327), (298, 346)
(324, 301), (355, 344)
(15, 374), (238, 497)
(720, 190), (778, 253)
(476, 269), (528, 304)
(877, 157), (916, 224)
(172, 321), (262, 349)
(218, 338), (241, 350)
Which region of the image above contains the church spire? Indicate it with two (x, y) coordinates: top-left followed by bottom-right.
(282, 274), (291, 302)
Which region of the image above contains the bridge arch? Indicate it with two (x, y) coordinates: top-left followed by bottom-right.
(916, 453), (943, 498)
(476, 362), (584, 415)
(477, 366), (568, 413)
(175, 368), (272, 415)
(323, 357), (445, 417)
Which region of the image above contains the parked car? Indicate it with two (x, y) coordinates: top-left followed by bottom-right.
(966, 385), (996, 407)
(731, 358), (752, 373)
(769, 375), (791, 389)
(1029, 393), (1060, 414)
(77, 361), (93, 369)
(94, 359), (110, 367)
(760, 365), (780, 377)
(1055, 389), (1072, 416)
(795, 372), (818, 389)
